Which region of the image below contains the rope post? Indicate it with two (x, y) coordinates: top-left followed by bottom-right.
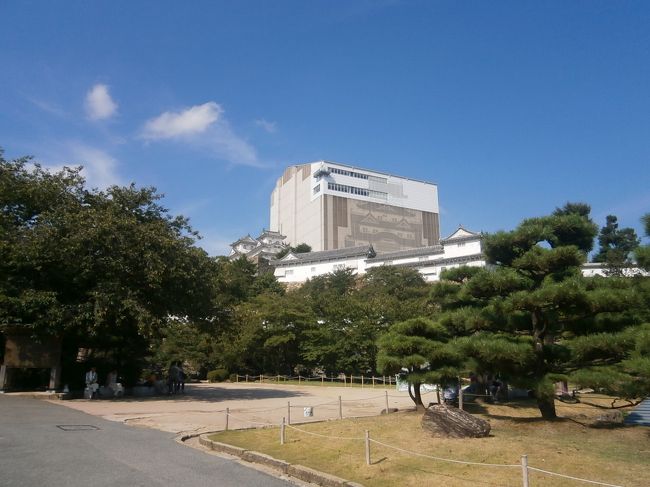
(225, 407), (229, 431)
(287, 401), (291, 424)
(521, 455), (529, 487)
(459, 379), (464, 411)
(385, 390), (389, 414)
(339, 395), (343, 420)
(365, 430), (371, 465)
(281, 417), (285, 445)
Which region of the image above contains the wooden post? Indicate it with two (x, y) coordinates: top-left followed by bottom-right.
(260, 374), (263, 383)
(245, 374), (248, 383)
(277, 375), (280, 383)
(372, 376), (375, 387)
(321, 376), (324, 386)
(458, 378), (464, 411)
(365, 430), (371, 465)
(281, 417), (286, 445)
(361, 375), (364, 388)
(339, 395), (343, 420)
(385, 390), (389, 414)
(298, 375), (301, 384)
(287, 401), (291, 424)
(225, 407), (229, 431)
(236, 374), (239, 383)
(521, 455), (529, 487)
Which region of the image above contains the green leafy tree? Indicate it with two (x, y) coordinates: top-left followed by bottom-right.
(0, 151), (217, 385)
(231, 292), (315, 374)
(435, 203), (644, 419)
(635, 213), (650, 271)
(377, 317), (462, 409)
(593, 215), (640, 275)
(299, 269), (374, 374)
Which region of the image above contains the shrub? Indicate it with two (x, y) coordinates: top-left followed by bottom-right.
(207, 369), (230, 382)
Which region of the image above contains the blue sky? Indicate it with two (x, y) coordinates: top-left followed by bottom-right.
(1, 1), (649, 255)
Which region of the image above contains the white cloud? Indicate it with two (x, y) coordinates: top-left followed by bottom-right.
(141, 102), (222, 139)
(140, 101), (263, 167)
(85, 84), (118, 120)
(255, 118), (277, 133)
(68, 143), (122, 189)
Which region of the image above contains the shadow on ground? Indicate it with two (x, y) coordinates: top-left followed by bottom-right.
(73, 384), (308, 404)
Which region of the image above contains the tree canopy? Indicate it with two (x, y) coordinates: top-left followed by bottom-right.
(0, 151), (217, 384)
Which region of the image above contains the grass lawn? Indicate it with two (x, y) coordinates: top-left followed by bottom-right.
(210, 397), (650, 487)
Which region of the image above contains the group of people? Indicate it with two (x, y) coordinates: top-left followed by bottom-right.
(84, 367), (124, 399)
(167, 361), (185, 394)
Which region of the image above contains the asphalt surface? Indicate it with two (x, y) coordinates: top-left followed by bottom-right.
(0, 395), (294, 487)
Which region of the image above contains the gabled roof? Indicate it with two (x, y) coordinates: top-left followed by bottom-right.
(230, 234), (259, 247)
(257, 229), (286, 240)
(272, 245), (376, 266)
(440, 226), (481, 244)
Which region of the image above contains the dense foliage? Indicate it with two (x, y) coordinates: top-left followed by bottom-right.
(0, 151), (217, 385)
(2, 150), (648, 419)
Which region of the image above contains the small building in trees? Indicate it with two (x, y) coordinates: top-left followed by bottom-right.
(272, 226), (486, 283)
(228, 230), (288, 264)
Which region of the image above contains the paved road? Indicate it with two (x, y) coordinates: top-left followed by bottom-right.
(0, 395), (294, 487)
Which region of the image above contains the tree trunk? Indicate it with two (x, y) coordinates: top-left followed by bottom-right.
(537, 395), (557, 419)
(531, 309), (557, 419)
(408, 382), (425, 411)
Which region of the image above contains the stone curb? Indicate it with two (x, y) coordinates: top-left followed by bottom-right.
(199, 434), (363, 487)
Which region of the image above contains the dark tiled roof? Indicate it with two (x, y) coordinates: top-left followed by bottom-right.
(272, 245), (376, 266)
(257, 230), (286, 240)
(372, 245), (444, 262)
(370, 253), (485, 270)
(231, 234), (258, 246)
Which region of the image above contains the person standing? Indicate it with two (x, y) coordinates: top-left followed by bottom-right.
(176, 362), (185, 393)
(85, 367), (99, 399)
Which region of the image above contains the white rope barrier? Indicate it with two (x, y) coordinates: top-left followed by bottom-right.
(224, 411), (276, 427)
(527, 467), (625, 487)
(285, 423), (364, 441)
(216, 394), (627, 487)
(368, 438), (520, 468)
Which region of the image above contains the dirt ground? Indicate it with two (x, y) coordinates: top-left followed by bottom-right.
(52, 382), (420, 436)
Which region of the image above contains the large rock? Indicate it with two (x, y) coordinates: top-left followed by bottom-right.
(421, 404), (491, 438)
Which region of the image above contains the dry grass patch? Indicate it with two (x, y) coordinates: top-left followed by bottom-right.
(210, 399), (650, 487)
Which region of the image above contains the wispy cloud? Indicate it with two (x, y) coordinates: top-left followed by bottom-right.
(255, 118), (277, 133)
(68, 143), (122, 189)
(85, 84), (118, 120)
(27, 97), (68, 118)
(140, 101), (263, 167)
